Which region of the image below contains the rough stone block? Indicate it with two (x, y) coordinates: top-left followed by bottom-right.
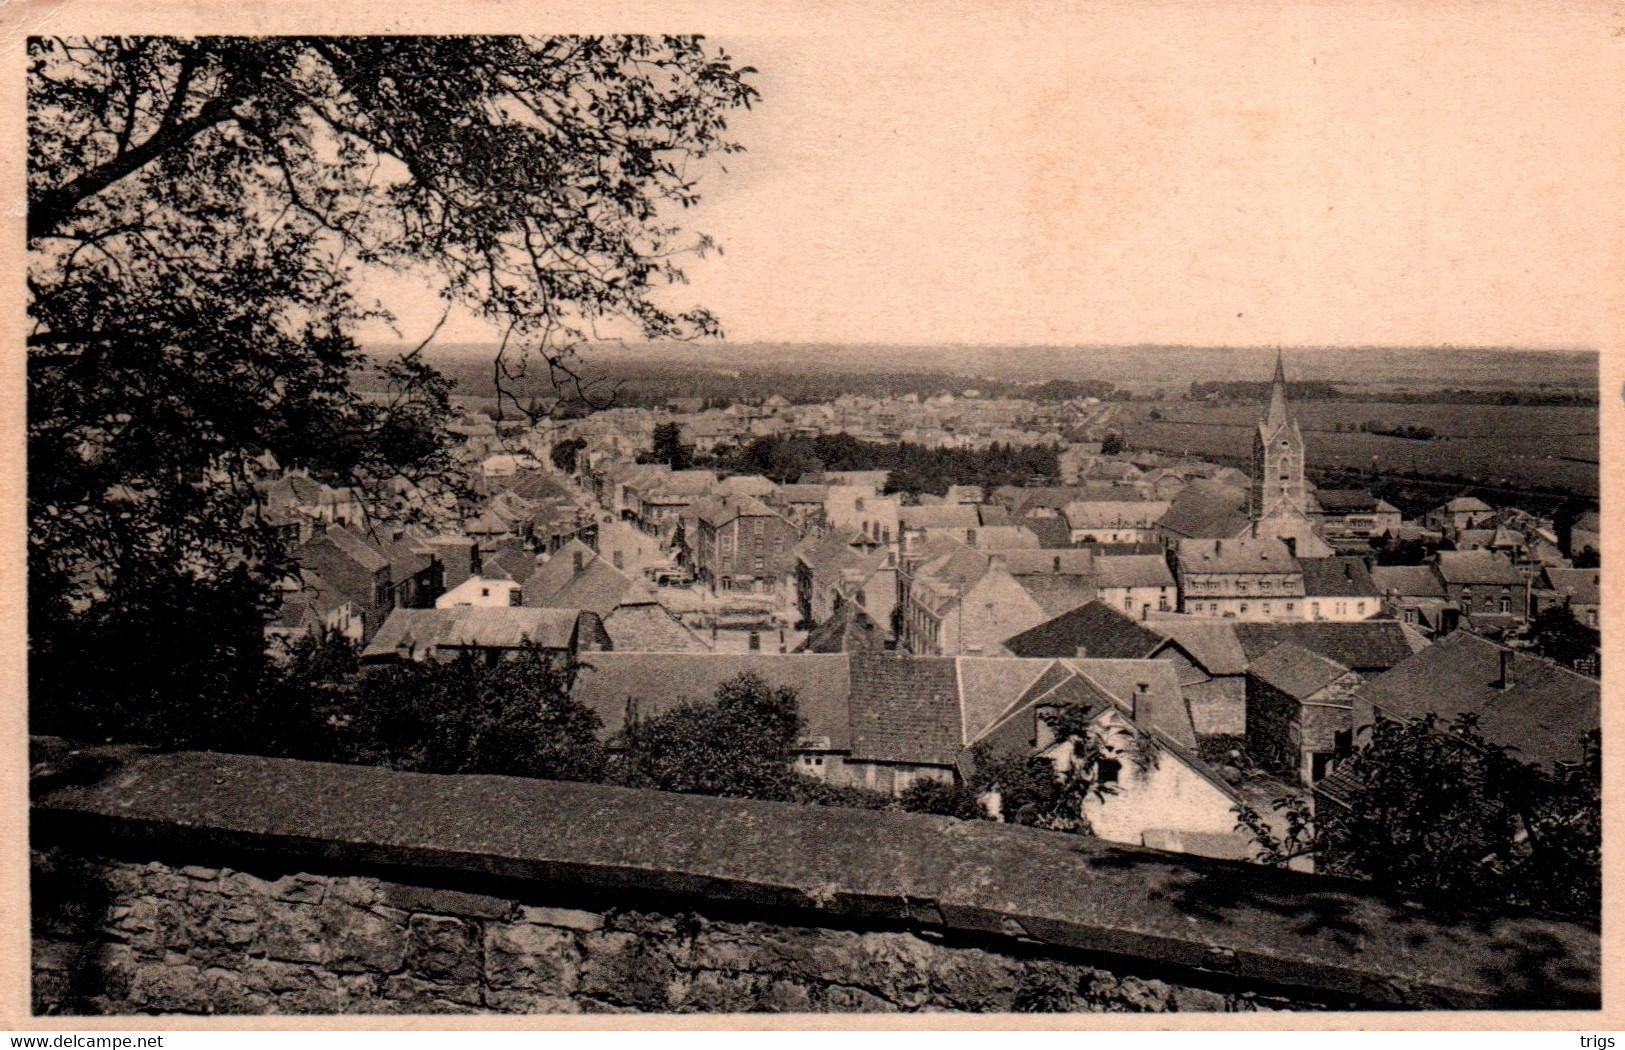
(381, 881), (515, 921)
(321, 902), (408, 974)
(484, 922), (580, 995)
(406, 914), (481, 982)
(483, 989), (582, 1013)
(577, 930), (676, 1010)
(518, 906), (604, 932)
(255, 901), (326, 964)
(127, 960), (208, 1013)
(380, 973), (482, 1011)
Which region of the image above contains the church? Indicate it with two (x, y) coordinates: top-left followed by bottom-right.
(1247, 352), (1334, 559)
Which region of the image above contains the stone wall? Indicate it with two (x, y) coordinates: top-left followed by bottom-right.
(30, 743), (1601, 1015)
(32, 851), (1299, 1015)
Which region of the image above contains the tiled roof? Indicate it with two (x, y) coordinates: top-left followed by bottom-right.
(1357, 632), (1599, 768)
(1232, 621), (1418, 673)
(1246, 643), (1353, 700)
(847, 653), (964, 765)
(1001, 600), (1167, 660)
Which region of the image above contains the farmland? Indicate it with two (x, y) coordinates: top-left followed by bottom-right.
(1117, 400), (1598, 498)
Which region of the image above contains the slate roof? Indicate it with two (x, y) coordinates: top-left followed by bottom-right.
(1001, 600), (1168, 660)
(1175, 536), (1300, 576)
(571, 652), (853, 746)
(521, 542), (636, 618)
(984, 548), (1090, 576)
(899, 504), (981, 530)
(1144, 617), (1250, 676)
(1064, 500), (1169, 531)
(955, 658), (1059, 743)
(1543, 568), (1601, 605)
(1440, 496), (1492, 513)
(1435, 550), (1524, 587)
(306, 525), (389, 574)
(1299, 556), (1381, 598)
(1370, 565), (1448, 599)
(1314, 489), (1382, 514)
(1012, 575), (1096, 618)
(1158, 482), (1250, 539)
(847, 653), (964, 765)
(1092, 554), (1175, 590)
(1246, 643), (1354, 700)
(794, 601), (891, 654)
(363, 606), (585, 659)
(1232, 621), (1419, 673)
(1357, 632), (1599, 768)
(1017, 513), (1072, 549)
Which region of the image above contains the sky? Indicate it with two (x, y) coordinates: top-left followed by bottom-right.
(359, 2), (1623, 352)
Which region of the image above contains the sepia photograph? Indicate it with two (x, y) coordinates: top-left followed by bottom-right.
(14, 1), (1617, 1024)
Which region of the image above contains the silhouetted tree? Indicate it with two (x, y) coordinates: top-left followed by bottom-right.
(28, 36), (756, 734)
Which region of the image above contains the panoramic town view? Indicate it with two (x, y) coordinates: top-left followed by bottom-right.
(23, 22), (1607, 1023)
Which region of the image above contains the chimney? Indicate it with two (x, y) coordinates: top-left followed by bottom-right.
(1499, 648), (1515, 690)
(1075, 645), (1088, 659)
(1133, 681), (1149, 719)
(573, 550), (584, 573)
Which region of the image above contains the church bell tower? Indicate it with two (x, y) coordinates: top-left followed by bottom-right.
(1250, 350), (1306, 520)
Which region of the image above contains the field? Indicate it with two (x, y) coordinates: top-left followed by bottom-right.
(1118, 400), (1599, 498)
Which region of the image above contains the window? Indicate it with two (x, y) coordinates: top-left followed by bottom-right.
(480, 587), (490, 598)
(1311, 602), (1320, 618)
(1285, 602), (1295, 614)
(1124, 595), (1133, 611)
(1239, 603), (1249, 615)
(1097, 758), (1122, 785)
(1499, 595), (1510, 613)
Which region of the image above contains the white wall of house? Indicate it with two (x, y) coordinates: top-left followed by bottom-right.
(435, 576), (522, 608)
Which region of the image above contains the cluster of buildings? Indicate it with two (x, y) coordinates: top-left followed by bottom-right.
(257, 353), (1600, 867)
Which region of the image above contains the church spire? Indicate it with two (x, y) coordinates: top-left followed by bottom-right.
(1265, 349), (1289, 430)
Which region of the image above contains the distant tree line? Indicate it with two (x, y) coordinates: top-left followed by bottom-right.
(411, 357), (1117, 410)
(1186, 380), (1595, 407)
(711, 433), (1061, 494)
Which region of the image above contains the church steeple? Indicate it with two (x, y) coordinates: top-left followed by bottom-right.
(1265, 349), (1289, 430)
(1251, 348), (1306, 522)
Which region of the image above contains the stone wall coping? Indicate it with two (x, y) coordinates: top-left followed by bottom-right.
(30, 742), (1599, 1010)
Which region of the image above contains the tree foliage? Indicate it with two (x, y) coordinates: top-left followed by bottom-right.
(966, 707), (1123, 834)
(1526, 604), (1600, 671)
(645, 421), (694, 470)
(1237, 713), (1600, 922)
(610, 671), (803, 799)
(28, 36), (756, 727)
